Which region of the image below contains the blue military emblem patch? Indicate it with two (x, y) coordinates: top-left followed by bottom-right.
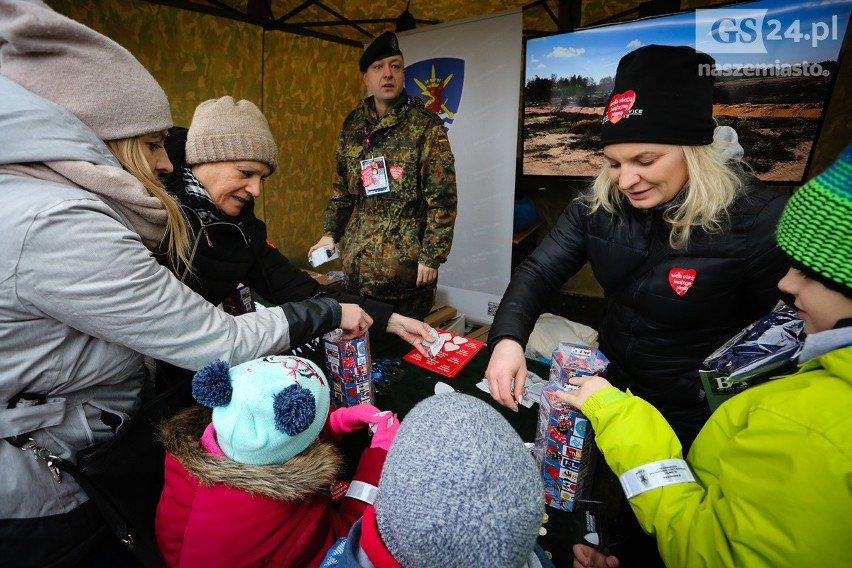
(404, 57), (464, 129)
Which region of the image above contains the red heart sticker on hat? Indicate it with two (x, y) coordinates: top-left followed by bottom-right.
(607, 90), (636, 124)
(668, 268), (696, 296)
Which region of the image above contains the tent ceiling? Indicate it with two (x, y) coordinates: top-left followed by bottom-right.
(139, 0), (568, 46)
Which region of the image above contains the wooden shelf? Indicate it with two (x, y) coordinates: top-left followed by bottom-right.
(512, 218), (544, 245)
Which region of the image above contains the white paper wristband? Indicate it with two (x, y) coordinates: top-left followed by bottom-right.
(619, 459), (696, 499)
(345, 480), (378, 504)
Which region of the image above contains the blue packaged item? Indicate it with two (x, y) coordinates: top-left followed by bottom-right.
(700, 301), (805, 411)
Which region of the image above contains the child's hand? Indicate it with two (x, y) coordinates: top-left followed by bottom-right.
(558, 376), (613, 410)
(327, 404), (382, 440)
(370, 412), (400, 451)
(573, 543), (619, 568)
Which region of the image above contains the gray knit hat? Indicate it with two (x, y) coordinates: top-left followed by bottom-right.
(374, 393), (544, 568)
(0, 0), (172, 141)
(185, 96), (279, 172)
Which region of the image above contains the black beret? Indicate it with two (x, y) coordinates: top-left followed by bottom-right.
(600, 45), (716, 147)
(359, 31), (403, 72)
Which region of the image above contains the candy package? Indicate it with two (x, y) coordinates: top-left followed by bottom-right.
(700, 301), (805, 411)
(534, 383), (597, 512)
(549, 343), (609, 387)
(322, 330), (374, 407)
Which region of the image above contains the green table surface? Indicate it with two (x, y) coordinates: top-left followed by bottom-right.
(320, 334), (624, 568)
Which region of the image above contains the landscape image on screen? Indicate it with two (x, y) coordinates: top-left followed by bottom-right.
(522, 0), (851, 182)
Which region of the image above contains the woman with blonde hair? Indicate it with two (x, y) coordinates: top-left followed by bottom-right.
(0, 1), (372, 565)
(487, 45), (788, 449)
(486, 45), (789, 567)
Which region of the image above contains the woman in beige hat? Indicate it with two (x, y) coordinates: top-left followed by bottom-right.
(158, 97), (436, 363)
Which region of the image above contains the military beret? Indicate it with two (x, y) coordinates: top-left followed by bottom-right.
(359, 31), (403, 72)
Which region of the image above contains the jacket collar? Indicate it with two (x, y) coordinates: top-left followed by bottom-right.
(798, 323), (852, 363)
(161, 406), (343, 501)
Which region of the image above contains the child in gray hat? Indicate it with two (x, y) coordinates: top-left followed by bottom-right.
(321, 392), (555, 568)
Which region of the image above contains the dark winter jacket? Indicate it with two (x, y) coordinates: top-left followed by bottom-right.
(160, 128), (393, 331)
(490, 179), (789, 448)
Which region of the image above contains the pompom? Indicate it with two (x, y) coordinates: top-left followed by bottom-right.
(273, 384), (316, 436)
(192, 359), (233, 407)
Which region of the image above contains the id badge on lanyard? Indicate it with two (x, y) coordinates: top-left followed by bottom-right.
(360, 156), (390, 196)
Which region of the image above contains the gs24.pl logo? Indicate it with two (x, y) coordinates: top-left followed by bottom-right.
(696, 8), (844, 53)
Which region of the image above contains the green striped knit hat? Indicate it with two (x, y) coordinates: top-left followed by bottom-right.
(776, 145), (852, 298)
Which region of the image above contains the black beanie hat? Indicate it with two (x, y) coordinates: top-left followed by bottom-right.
(359, 31), (403, 72)
(599, 44), (716, 147)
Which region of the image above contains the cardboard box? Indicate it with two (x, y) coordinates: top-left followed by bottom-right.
(303, 269), (345, 291)
(467, 325), (490, 343)
(425, 303), (457, 329)
(442, 313), (466, 336)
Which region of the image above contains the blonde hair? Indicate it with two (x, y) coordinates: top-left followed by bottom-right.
(105, 136), (192, 269)
(586, 142), (745, 249)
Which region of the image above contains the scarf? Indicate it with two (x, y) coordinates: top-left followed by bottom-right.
(0, 161), (167, 249)
(180, 166), (222, 225)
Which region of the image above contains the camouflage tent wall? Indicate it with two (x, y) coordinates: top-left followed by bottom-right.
(48, 0), (850, 299)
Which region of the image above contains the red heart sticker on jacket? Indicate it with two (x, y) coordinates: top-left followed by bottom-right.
(330, 480), (350, 502)
(390, 165), (403, 180)
(607, 90), (636, 124)
(668, 268), (696, 296)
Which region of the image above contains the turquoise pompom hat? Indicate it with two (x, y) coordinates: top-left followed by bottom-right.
(192, 355), (331, 465)
(776, 145), (852, 298)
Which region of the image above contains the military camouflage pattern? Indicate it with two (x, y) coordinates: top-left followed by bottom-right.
(323, 91), (457, 302)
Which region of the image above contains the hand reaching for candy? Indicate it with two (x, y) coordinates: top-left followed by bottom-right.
(370, 411), (400, 451)
(327, 404), (382, 440)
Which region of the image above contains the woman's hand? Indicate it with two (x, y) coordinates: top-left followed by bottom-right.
(557, 375), (613, 409)
(386, 313), (433, 357)
(308, 235), (335, 255)
(339, 303), (372, 339)
(573, 544), (619, 568)
(484, 338), (527, 411)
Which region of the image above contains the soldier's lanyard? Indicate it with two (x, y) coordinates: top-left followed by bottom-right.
(360, 96), (414, 197)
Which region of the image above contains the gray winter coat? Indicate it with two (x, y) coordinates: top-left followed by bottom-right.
(0, 77), (335, 538)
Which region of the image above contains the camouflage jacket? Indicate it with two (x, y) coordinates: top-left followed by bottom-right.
(322, 91), (457, 300)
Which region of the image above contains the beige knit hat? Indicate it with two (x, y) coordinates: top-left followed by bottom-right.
(185, 97), (279, 172)
(0, 0), (172, 141)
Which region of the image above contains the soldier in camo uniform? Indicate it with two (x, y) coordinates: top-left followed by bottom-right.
(310, 31), (457, 320)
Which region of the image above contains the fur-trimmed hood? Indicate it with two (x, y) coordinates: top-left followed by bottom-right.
(160, 406), (343, 501)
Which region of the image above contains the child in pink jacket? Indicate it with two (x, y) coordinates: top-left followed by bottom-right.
(155, 355), (397, 568)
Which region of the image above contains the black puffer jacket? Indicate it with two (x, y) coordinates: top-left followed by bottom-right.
(168, 189), (391, 330)
(490, 179), (789, 447)
(160, 128), (393, 331)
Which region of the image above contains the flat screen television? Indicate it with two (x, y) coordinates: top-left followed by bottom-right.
(521, 0), (851, 184)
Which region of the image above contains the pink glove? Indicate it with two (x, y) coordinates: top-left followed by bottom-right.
(370, 412), (400, 451)
(327, 404), (382, 440)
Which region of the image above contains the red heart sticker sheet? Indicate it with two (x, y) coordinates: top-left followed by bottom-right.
(668, 267), (696, 296)
(606, 90), (636, 124)
(404, 330), (486, 378)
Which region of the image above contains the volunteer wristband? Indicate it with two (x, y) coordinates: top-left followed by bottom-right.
(619, 459), (696, 499)
(345, 480), (378, 504)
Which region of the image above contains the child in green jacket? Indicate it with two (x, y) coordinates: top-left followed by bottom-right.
(569, 146), (852, 568)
